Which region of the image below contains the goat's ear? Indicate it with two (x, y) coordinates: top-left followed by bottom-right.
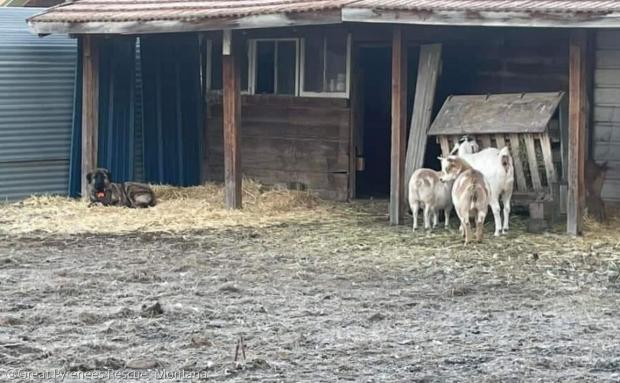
(437, 156), (444, 161)
(86, 172), (93, 183)
(105, 169), (112, 181)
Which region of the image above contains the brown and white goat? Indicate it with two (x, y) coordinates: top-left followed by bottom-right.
(439, 156), (491, 244)
(408, 168), (453, 231)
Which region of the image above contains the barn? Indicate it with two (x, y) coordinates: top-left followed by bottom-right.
(26, 0), (620, 235)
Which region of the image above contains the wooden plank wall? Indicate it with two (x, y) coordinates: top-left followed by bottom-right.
(437, 29), (569, 97)
(205, 95), (351, 200)
(593, 30), (620, 205)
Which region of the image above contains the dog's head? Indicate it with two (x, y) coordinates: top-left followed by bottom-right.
(86, 168), (112, 200)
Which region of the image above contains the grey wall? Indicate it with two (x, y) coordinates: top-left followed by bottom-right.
(594, 30), (620, 204)
(0, 7), (76, 201)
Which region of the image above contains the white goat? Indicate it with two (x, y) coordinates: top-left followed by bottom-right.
(439, 156), (490, 244)
(452, 139), (514, 236)
(408, 168), (453, 231)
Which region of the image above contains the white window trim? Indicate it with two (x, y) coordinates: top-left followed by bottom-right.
(205, 38), (251, 95)
(248, 38), (300, 96)
(300, 33), (351, 99)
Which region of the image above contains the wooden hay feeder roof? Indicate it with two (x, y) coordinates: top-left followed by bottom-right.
(428, 92), (564, 136)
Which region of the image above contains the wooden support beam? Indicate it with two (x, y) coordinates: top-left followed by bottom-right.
(389, 27), (407, 225)
(81, 35), (99, 199)
(404, 44), (442, 189)
(567, 30), (588, 235)
(222, 30), (242, 209)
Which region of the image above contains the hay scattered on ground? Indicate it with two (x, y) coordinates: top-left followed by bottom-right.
(0, 179), (327, 235)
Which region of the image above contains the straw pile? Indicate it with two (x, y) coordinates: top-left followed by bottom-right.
(0, 179), (326, 235)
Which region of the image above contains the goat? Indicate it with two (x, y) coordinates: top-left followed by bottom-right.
(585, 159), (609, 222)
(408, 168), (453, 231)
(452, 139), (514, 236)
(439, 156), (490, 244)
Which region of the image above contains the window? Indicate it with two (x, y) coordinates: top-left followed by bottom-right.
(206, 39), (248, 92)
(301, 33), (350, 97)
(205, 34), (350, 99)
(250, 39), (299, 95)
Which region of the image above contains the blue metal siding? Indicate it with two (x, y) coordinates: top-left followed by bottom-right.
(0, 8), (76, 200)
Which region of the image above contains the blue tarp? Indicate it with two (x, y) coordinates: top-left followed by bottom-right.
(69, 34), (203, 196)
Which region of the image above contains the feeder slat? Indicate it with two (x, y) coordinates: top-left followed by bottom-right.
(439, 136), (451, 157)
(539, 133), (558, 184)
(509, 134), (528, 192)
(480, 135), (492, 148)
(495, 134), (506, 149)
(524, 134), (542, 190)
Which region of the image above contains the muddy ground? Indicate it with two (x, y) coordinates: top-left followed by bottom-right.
(1, 201), (620, 382)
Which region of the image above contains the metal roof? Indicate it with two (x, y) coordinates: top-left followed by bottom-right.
(428, 92), (565, 136)
(29, 0), (351, 23)
(350, 0), (620, 13)
(27, 0), (620, 34)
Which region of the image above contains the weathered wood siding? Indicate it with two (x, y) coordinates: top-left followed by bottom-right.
(593, 30), (620, 204)
(205, 95), (351, 200)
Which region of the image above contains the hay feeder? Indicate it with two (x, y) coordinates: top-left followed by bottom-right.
(428, 92), (568, 232)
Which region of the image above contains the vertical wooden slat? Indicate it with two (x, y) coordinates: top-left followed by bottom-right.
(223, 30), (242, 209)
(508, 134), (528, 192)
(539, 133), (558, 186)
(524, 134), (542, 190)
(390, 27), (407, 225)
(439, 136), (451, 157)
(495, 134), (506, 149)
(404, 44), (442, 188)
(348, 41), (360, 200)
(81, 35), (99, 199)
(479, 134), (492, 148)
(567, 31), (587, 235)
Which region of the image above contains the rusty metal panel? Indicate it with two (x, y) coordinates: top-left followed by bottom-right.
(428, 92), (564, 136)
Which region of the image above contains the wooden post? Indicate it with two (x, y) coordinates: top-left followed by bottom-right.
(390, 27), (407, 225)
(404, 44), (442, 187)
(567, 30), (587, 235)
(81, 35), (99, 199)
(222, 30), (242, 209)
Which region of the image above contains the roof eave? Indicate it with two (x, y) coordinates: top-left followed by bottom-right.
(342, 7), (620, 28)
(28, 9), (344, 35)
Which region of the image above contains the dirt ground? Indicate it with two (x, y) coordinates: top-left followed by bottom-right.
(1, 200), (620, 382)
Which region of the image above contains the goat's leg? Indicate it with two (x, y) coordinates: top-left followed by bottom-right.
(501, 189), (512, 234)
(412, 202), (419, 232)
(463, 221), (472, 244)
(433, 209), (439, 228)
(423, 204), (432, 230)
(476, 211), (486, 242)
(489, 197), (502, 236)
(444, 206), (451, 229)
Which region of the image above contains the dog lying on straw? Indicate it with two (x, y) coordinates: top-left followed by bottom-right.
(86, 168), (156, 208)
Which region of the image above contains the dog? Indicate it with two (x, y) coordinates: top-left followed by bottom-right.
(86, 168), (156, 208)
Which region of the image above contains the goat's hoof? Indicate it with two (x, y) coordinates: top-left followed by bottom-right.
(494, 232), (500, 237)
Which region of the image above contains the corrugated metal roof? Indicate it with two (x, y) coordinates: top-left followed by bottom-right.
(350, 0), (620, 13)
(29, 0), (352, 23)
(28, 0), (620, 25)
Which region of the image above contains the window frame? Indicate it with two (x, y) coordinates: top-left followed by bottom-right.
(247, 38), (300, 96)
(205, 34), (352, 99)
(205, 38), (251, 95)
(300, 33), (351, 99)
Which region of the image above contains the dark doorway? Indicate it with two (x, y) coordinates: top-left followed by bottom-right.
(356, 46), (392, 198)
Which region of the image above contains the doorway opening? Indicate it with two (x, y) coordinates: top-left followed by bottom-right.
(356, 46), (392, 198)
